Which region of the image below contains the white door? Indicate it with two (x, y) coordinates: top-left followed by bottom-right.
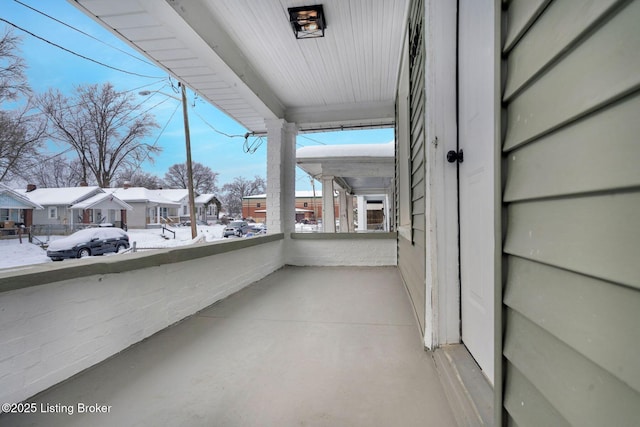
(457, 0), (496, 384)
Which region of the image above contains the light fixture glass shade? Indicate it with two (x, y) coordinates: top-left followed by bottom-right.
(288, 5), (326, 39)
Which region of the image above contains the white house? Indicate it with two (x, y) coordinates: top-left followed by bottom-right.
(107, 187), (219, 227)
(194, 193), (219, 223)
(106, 187), (181, 228)
(18, 185), (131, 231)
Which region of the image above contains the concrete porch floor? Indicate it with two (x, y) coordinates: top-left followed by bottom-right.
(1, 266), (456, 427)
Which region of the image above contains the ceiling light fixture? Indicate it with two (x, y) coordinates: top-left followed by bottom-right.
(288, 5), (326, 39)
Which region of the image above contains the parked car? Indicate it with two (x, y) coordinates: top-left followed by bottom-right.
(250, 223), (267, 234)
(223, 220), (252, 237)
(47, 227), (130, 261)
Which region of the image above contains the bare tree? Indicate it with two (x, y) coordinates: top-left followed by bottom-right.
(115, 166), (163, 189)
(37, 83), (160, 187)
(0, 104), (46, 182)
(164, 162), (218, 193)
(0, 29), (29, 102)
(221, 175), (265, 217)
(0, 29), (46, 182)
(31, 156), (83, 188)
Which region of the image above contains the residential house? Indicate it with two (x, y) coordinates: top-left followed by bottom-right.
(108, 187), (220, 227)
(242, 190), (330, 224)
(0, 183), (43, 233)
(106, 187), (182, 228)
(195, 193), (219, 223)
(18, 185), (131, 233)
(1, 1), (637, 425)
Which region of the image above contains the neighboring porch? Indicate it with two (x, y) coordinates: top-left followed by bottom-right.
(1, 265), (456, 427)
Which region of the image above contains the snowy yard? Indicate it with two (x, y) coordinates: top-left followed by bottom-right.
(0, 224), (230, 271)
(0, 222), (324, 271)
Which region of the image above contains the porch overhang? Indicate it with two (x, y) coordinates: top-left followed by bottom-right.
(296, 142), (395, 195)
(69, 0), (408, 133)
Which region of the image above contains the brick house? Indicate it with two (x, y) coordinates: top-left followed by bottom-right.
(242, 190), (337, 223)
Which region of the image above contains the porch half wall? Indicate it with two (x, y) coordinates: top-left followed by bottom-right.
(287, 233), (397, 267)
(0, 235), (285, 405)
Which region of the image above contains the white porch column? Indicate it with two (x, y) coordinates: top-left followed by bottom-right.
(346, 194), (354, 232)
(265, 119), (297, 235)
(337, 189), (349, 233)
(384, 193), (391, 232)
(321, 176), (335, 233)
(357, 196), (367, 231)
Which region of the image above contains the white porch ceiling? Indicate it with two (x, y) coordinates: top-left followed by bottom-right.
(71, 0), (409, 133)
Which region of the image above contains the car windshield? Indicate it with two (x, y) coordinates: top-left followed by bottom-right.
(230, 221), (244, 227)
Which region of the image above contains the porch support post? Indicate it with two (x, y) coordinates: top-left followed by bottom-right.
(346, 194), (354, 232)
(321, 176), (335, 232)
(357, 196), (367, 231)
(384, 193), (391, 232)
(265, 118), (297, 235)
(24, 209), (33, 227)
(337, 189), (349, 232)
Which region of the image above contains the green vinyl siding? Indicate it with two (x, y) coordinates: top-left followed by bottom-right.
(502, 0), (551, 52)
(396, 0), (426, 333)
(501, 0), (640, 425)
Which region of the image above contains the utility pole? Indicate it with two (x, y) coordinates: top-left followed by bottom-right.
(180, 82), (198, 239)
(139, 85), (198, 239)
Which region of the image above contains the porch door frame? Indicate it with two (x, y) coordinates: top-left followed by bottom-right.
(422, 0), (502, 400)
(421, 0), (462, 350)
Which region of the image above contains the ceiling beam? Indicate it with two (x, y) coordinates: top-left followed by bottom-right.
(286, 101), (395, 129)
(162, 0), (284, 120)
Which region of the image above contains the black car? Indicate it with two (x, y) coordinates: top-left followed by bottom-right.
(47, 228), (130, 261)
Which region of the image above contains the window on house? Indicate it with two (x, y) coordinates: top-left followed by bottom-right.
(183, 206), (187, 215)
(256, 203), (261, 208)
(49, 207), (57, 219)
(303, 202), (308, 207)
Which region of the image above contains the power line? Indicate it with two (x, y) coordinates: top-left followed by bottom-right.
(300, 135), (327, 145)
(0, 17), (164, 79)
(125, 101), (181, 177)
(12, 0), (157, 68)
(190, 109), (247, 139)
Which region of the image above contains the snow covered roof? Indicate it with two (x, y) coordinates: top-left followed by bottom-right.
(0, 184), (43, 209)
(18, 186), (102, 206)
(70, 192), (133, 211)
(195, 194), (217, 204)
(106, 187), (181, 206)
(154, 189), (189, 203)
(296, 141), (394, 159)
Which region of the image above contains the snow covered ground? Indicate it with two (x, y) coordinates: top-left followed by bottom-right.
(0, 224), (230, 271)
(0, 222), (321, 271)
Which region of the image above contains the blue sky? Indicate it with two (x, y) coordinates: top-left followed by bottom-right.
(2, 0), (393, 191)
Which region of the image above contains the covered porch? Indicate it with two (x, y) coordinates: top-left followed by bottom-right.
(1, 265), (456, 426)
